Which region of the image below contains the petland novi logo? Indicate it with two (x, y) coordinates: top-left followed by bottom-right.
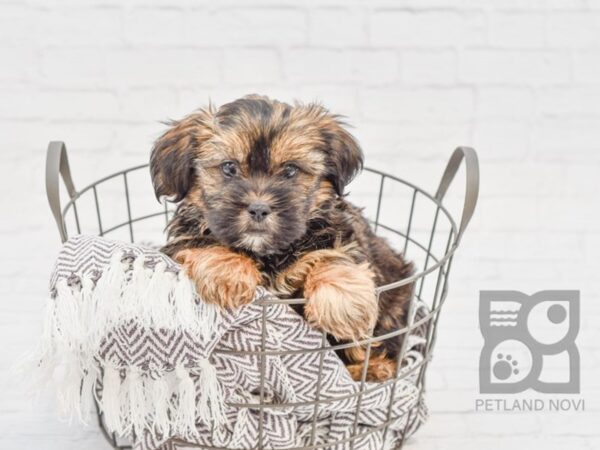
(475, 290), (584, 412)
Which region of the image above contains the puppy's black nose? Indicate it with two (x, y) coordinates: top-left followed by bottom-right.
(247, 202), (271, 222)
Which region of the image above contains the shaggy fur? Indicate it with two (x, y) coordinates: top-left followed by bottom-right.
(151, 95), (414, 381)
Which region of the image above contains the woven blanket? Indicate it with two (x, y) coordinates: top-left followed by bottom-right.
(29, 235), (428, 450)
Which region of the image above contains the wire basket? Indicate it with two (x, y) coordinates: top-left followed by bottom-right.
(45, 141), (479, 450)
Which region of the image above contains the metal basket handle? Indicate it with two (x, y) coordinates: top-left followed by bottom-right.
(46, 141), (76, 243)
(435, 146), (479, 243)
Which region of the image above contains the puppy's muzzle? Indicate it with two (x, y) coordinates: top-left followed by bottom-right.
(247, 202), (271, 223)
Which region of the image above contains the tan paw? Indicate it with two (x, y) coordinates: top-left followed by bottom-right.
(175, 247), (261, 309)
(346, 354), (397, 382)
(304, 262), (377, 341)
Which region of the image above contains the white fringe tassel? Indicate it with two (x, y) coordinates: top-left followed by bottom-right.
(173, 271), (219, 341)
(145, 262), (176, 330)
(54, 279), (84, 347)
(122, 370), (150, 435)
(174, 365), (200, 440)
(121, 254), (150, 322)
(196, 358), (226, 426)
(79, 365), (98, 425)
(56, 353), (83, 424)
(30, 249), (228, 439)
(97, 363), (227, 439)
(93, 251), (127, 338)
(151, 375), (171, 435)
(79, 273), (96, 347)
(100, 366), (123, 433)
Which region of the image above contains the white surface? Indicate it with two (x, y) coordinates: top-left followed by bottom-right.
(1, 1), (599, 449)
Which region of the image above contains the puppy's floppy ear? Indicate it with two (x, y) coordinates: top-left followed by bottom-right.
(320, 115), (364, 196)
(150, 107), (215, 202)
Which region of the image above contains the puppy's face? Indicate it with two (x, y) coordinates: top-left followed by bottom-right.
(150, 95), (363, 255)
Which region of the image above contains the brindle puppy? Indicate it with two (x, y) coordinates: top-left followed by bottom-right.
(150, 95), (413, 381)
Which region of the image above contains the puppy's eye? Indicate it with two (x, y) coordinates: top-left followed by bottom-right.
(221, 161), (238, 177)
(282, 163), (299, 179)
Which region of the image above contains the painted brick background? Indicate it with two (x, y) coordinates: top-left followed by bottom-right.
(1, 0), (599, 449)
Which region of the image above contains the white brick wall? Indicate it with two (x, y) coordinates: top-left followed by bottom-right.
(1, 1), (599, 449)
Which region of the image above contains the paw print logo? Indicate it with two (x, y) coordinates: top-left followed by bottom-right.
(493, 353), (519, 380)
(479, 291), (579, 394)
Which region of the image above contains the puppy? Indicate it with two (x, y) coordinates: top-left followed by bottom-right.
(150, 95), (414, 381)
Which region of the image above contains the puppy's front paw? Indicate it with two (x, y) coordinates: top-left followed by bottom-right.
(175, 247), (262, 309)
(304, 262), (377, 341)
(346, 354), (397, 382)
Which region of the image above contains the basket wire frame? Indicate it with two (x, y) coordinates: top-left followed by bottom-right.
(45, 142), (479, 450)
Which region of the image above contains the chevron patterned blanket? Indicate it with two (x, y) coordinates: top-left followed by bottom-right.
(31, 235), (428, 450)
